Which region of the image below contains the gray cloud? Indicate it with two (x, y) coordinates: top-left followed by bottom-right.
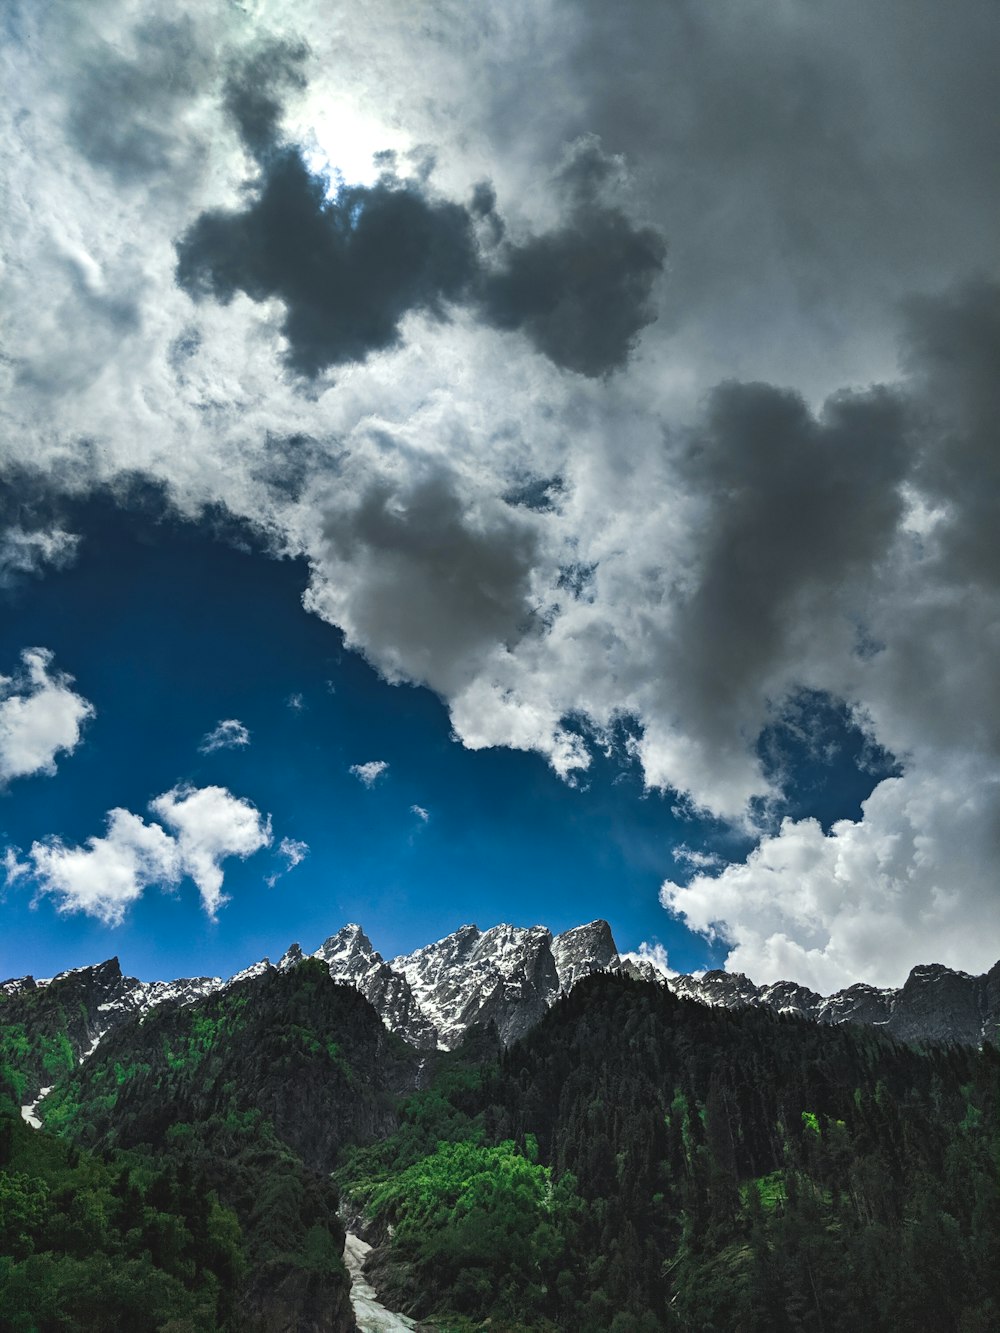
(663, 380), (908, 744)
(176, 150), (481, 376)
(175, 59), (664, 377)
(905, 277), (1000, 589)
(306, 459), (543, 695)
(222, 37), (310, 163)
(64, 15), (215, 183)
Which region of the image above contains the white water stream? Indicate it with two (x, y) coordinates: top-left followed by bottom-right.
(20, 1086), (53, 1129)
(21, 1086), (423, 1330)
(344, 1231), (431, 1332)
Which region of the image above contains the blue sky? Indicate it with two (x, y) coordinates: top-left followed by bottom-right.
(3, 1), (998, 992)
(0, 488), (894, 984)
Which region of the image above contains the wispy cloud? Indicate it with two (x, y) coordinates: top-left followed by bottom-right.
(198, 718), (250, 754)
(350, 759), (389, 788)
(266, 836), (309, 888)
(411, 804), (430, 822)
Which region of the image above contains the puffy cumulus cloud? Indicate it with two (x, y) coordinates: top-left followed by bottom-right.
(305, 455), (547, 698)
(198, 718), (250, 753)
(0, 649), (94, 784)
(26, 784), (271, 923)
(662, 758), (1000, 992)
(349, 760), (389, 789)
(30, 810), (181, 926)
(150, 784), (272, 917)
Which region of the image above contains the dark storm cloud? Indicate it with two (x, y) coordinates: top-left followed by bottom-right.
(542, 0), (1000, 394)
(222, 38), (309, 163)
(904, 277), (1000, 588)
(668, 380), (909, 731)
(65, 17), (212, 181)
(480, 206), (666, 377)
(176, 150), (481, 376)
(175, 64), (665, 377)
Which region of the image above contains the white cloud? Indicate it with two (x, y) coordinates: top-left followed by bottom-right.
(0, 648), (94, 784)
(2, 846), (30, 885)
(31, 808), (181, 926)
(0, 527), (79, 587)
(26, 784), (272, 924)
(151, 784), (273, 917)
(661, 757), (1000, 991)
(350, 760), (389, 788)
(266, 835), (309, 887)
(199, 718), (250, 753)
(411, 804), (430, 822)
(287, 692), (305, 712)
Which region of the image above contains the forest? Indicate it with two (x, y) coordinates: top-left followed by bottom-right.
(2, 961), (998, 1330)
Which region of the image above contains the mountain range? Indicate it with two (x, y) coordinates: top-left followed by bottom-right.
(4, 919), (998, 1096)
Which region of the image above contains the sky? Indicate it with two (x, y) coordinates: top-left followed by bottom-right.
(1, 0), (998, 992)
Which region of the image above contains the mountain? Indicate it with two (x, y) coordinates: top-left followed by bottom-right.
(4, 923), (998, 1094)
(335, 970), (1000, 1331)
(17, 960), (417, 1332)
(669, 958), (1000, 1046)
(4, 949), (999, 1330)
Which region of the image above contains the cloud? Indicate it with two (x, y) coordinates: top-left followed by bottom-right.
(3, 1), (1000, 988)
(287, 693), (305, 712)
(479, 138), (667, 377)
(266, 835), (309, 887)
(150, 784), (272, 917)
(31, 809), (182, 926)
(661, 757), (1000, 992)
(64, 15), (216, 184)
(199, 718), (250, 753)
(176, 147), (481, 377)
(222, 37), (309, 164)
(411, 804), (429, 822)
(2, 846), (30, 885)
(174, 56), (663, 378)
(305, 458), (544, 698)
(350, 760), (388, 788)
(0, 649), (95, 784)
(26, 784), (271, 923)
(0, 527), (79, 588)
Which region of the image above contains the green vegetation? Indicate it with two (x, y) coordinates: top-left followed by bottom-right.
(336, 974), (1000, 1331)
(0, 1107), (243, 1331)
(5, 960), (999, 1330)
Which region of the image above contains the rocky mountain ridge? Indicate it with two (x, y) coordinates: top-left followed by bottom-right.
(4, 921), (998, 1074)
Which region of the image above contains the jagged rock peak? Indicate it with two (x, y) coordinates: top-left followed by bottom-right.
(553, 919), (620, 992)
(315, 923), (378, 966)
(278, 942), (306, 971)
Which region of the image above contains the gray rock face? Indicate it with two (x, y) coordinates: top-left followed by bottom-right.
(664, 960), (1000, 1047)
(552, 920), (619, 992)
(314, 925), (438, 1050)
(393, 923), (562, 1049)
